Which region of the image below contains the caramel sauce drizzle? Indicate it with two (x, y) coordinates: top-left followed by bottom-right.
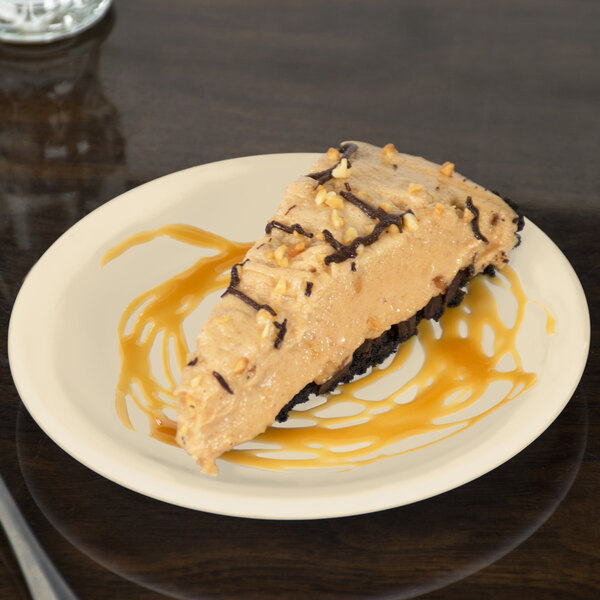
(103, 225), (553, 470)
(101, 225), (251, 445)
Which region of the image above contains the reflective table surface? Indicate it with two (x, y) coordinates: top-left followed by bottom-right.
(1, 1), (598, 598)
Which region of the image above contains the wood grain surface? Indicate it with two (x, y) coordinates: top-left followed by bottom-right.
(1, 1), (598, 598)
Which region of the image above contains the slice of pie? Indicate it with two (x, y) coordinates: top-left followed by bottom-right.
(176, 141), (523, 474)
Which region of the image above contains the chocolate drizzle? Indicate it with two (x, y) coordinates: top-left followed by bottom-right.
(341, 190), (390, 221)
(321, 191), (409, 265)
(322, 228), (345, 251)
(465, 196), (489, 243)
(212, 371), (233, 394)
(225, 261), (247, 289)
(186, 357), (198, 367)
(305, 281), (313, 297)
(221, 259), (290, 349)
(266, 220), (313, 238)
(273, 319), (288, 349)
(225, 288), (277, 316)
(222, 262), (277, 316)
(306, 142), (358, 185)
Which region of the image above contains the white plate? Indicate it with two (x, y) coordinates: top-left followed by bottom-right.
(8, 153), (590, 520)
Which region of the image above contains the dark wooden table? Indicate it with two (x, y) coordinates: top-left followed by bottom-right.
(1, 1), (598, 598)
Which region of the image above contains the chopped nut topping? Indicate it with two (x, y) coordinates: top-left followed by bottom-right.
(403, 212), (419, 232)
(364, 222), (376, 235)
(332, 157), (352, 178)
(343, 227), (358, 244)
(381, 143), (398, 159)
(256, 308), (271, 324)
(378, 202), (392, 213)
(324, 191), (344, 209)
(288, 240), (306, 258)
(434, 203), (445, 215)
(316, 232), (325, 241)
(331, 209), (344, 229)
(214, 316), (230, 325)
(408, 183), (423, 194)
(274, 244), (289, 267)
(273, 277), (287, 295)
(233, 357), (249, 374)
(433, 275), (446, 290)
(440, 161), (455, 177)
(367, 316), (381, 330)
(191, 375), (202, 387)
(388, 224), (400, 234)
(256, 309), (273, 338)
(327, 147), (341, 162)
(314, 185), (327, 206)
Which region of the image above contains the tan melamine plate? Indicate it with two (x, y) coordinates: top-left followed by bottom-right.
(8, 154), (590, 519)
